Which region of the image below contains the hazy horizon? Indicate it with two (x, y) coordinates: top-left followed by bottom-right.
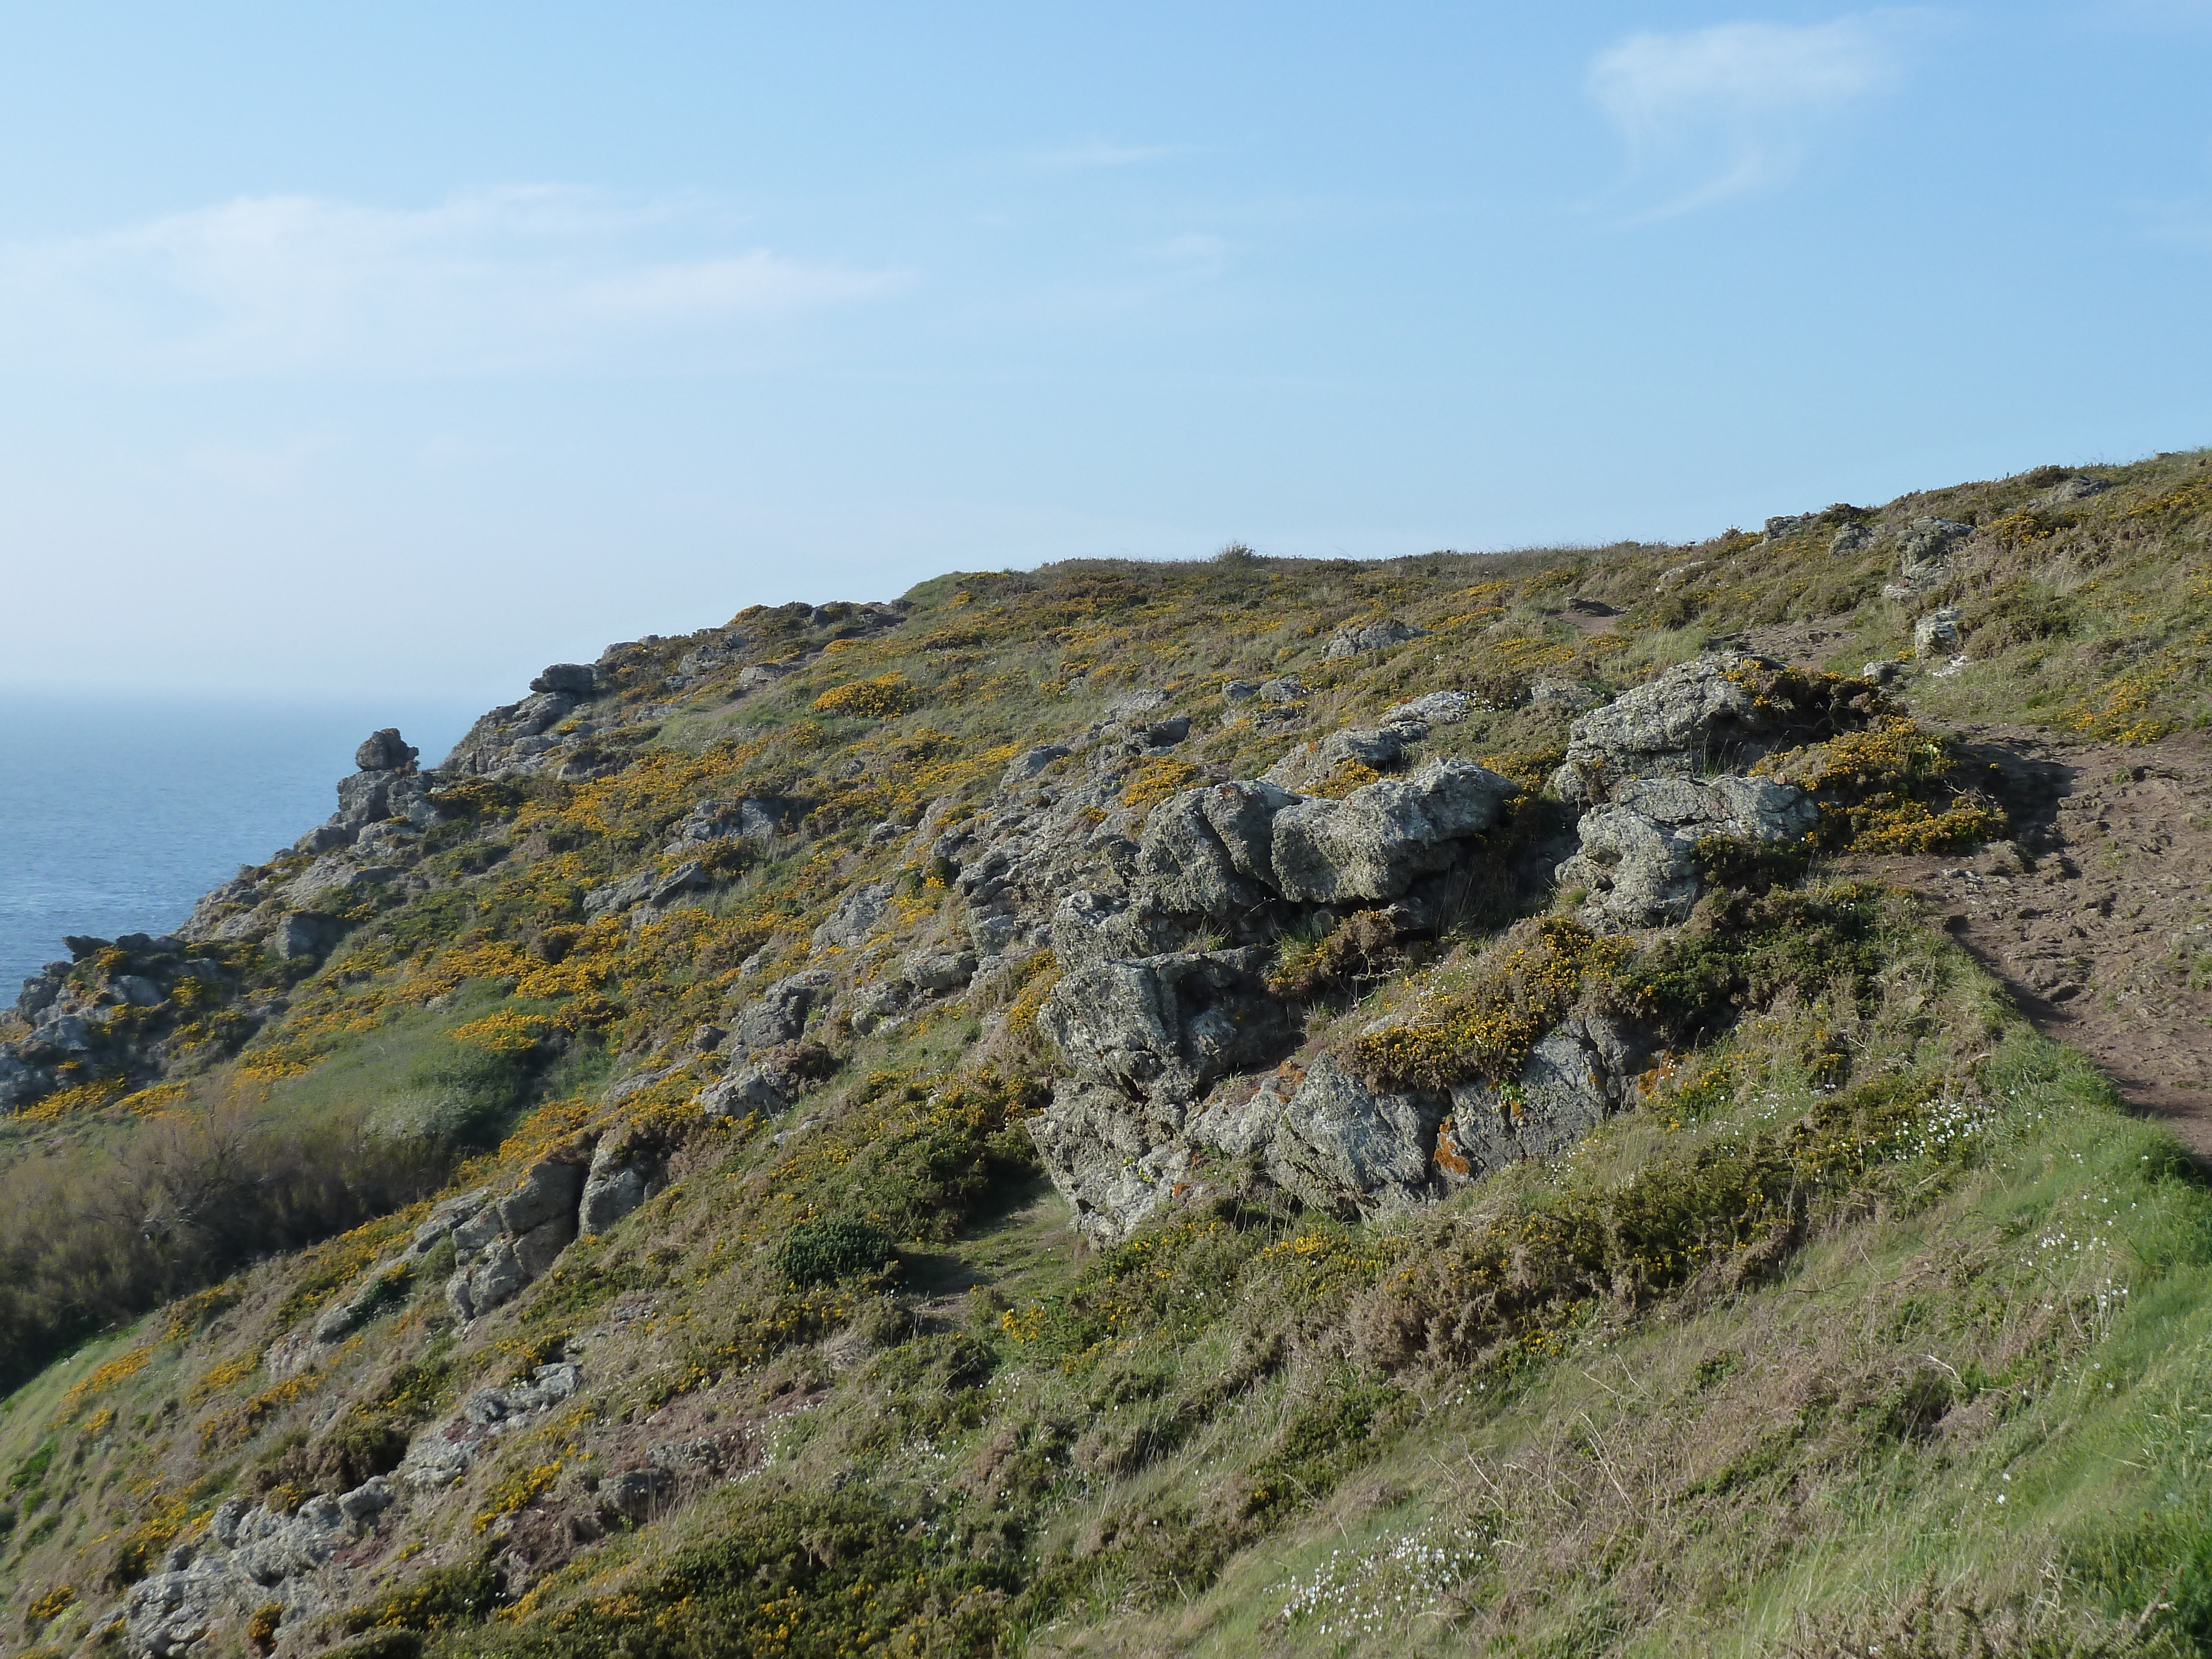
(2, 3), (2207, 705)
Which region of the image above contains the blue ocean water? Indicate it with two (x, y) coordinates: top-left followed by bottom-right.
(0, 693), (479, 1000)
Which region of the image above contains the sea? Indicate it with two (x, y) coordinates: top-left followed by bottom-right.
(0, 692), (481, 1000)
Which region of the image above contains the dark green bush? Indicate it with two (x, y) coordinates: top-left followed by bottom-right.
(1605, 884), (1885, 1045)
(778, 1215), (896, 1286)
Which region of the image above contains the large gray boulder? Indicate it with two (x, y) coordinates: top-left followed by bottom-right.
(1555, 774), (1818, 932)
(1548, 654), (1876, 806)
(531, 662), (598, 696)
(1030, 948), (1297, 1241)
(1039, 947), (1292, 1110)
(1326, 617), (1428, 658)
(1270, 760), (1514, 904)
(1265, 1053), (1445, 1217)
(354, 728), (418, 772)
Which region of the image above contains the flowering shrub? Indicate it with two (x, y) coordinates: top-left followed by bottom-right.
(812, 673), (917, 718)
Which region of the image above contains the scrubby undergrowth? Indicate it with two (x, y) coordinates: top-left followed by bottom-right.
(7, 448), (2212, 1659)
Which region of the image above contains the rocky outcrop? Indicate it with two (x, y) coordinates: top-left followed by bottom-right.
(432, 1150), (622, 1322)
(1019, 724), (1520, 1240)
(122, 1480), (402, 1658)
(1326, 617), (1427, 658)
(1555, 775), (1819, 932)
(1880, 516), (1972, 601)
(0, 933), (261, 1114)
(399, 1361), (582, 1491)
(1548, 655), (1882, 806)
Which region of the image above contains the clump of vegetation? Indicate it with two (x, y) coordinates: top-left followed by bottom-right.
(1346, 917), (1626, 1091)
(1268, 909), (1403, 1001)
(1754, 715), (2010, 853)
(1602, 882), (1888, 1046)
(811, 672), (916, 719)
(776, 1214), (896, 1286)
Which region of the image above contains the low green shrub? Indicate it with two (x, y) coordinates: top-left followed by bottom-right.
(778, 1215), (896, 1286)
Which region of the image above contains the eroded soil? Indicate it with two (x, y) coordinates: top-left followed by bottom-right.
(1843, 726), (2212, 1156)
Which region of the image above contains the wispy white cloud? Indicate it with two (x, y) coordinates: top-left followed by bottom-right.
(1588, 15), (1908, 218)
(1031, 139), (1189, 169)
(0, 187), (906, 377)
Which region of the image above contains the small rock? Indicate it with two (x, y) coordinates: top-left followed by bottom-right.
(1004, 744), (1071, 783)
(337, 1475), (395, 1523)
(1830, 522), (1877, 555)
(1913, 607), (1963, 658)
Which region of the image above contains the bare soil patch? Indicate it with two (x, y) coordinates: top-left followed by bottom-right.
(1837, 726), (2212, 1157)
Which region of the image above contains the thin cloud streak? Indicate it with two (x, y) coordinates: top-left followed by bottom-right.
(0, 187), (907, 378)
(1030, 138), (1190, 169)
(1588, 15), (1907, 219)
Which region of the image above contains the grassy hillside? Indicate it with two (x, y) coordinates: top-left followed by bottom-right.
(5, 447), (2212, 1659)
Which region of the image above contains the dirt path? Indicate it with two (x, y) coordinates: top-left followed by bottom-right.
(1839, 726), (2212, 1157)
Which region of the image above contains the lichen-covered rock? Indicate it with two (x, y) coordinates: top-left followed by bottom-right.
(1265, 1052), (1444, 1216)
(731, 969), (832, 1052)
(1260, 724), (1417, 791)
(812, 882), (895, 953)
(579, 1136), (662, 1234)
(1130, 787), (1285, 917)
(1914, 606), (1963, 658)
(1028, 1080), (1192, 1244)
(1438, 1025), (1618, 1181)
(1269, 760), (1514, 904)
(1895, 516), (1971, 588)
(1040, 948), (1292, 1109)
(1555, 774), (1818, 932)
(1326, 617), (1427, 658)
(1549, 655), (1881, 805)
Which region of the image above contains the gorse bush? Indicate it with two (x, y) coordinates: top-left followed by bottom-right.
(776, 1215), (896, 1286)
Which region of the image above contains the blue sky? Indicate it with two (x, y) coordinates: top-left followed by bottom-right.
(1, 2), (2207, 701)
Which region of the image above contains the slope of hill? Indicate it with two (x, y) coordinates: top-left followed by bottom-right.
(6, 448), (2212, 1659)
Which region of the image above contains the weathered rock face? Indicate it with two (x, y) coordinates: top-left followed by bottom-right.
(1548, 655), (1881, 806)
(1326, 617), (1428, 658)
(1264, 1053), (1445, 1217)
(1879, 516), (1973, 601)
(1020, 732), (1519, 1239)
(1270, 761), (1514, 904)
(1556, 774), (1819, 932)
(122, 1481), (398, 1658)
(1438, 1016), (1640, 1178)
(442, 1154), (594, 1322)
(729, 969), (832, 1053)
